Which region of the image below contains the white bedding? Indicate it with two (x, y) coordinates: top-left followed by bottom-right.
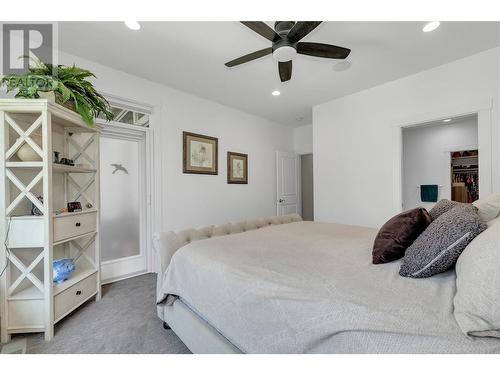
(158, 221), (500, 353)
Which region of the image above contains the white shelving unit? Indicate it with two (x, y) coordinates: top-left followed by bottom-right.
(0, 99), (101, 342)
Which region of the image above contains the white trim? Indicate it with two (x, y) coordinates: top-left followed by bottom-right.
(101, 93), (153, 115)
(96, 96), (156, 281)
(393, 100), (494, 212)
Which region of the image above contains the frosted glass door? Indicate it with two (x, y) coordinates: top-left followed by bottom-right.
(100, 133), (147, 282)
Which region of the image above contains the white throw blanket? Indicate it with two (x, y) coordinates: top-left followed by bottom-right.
(159, 221), (500, 353)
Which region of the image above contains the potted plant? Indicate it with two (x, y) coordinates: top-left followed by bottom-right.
(1, 58), (114, 126)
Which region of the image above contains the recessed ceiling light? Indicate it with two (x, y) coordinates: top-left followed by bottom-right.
(272, 90), (281, 96)
(124, 21), (141, 31)
(443, 118), (452, 122)
(423, 21), (440, 33)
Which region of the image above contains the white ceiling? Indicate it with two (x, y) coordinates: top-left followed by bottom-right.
(58, 22), (500, 126)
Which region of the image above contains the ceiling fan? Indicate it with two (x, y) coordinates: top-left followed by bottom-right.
(225, 21), (351, 82)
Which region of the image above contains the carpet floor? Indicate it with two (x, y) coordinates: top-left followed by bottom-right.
(18, 273), (190, 354)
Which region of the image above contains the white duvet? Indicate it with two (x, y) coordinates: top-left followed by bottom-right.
(159, 221), (500, 353)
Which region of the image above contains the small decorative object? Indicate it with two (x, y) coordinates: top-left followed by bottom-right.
(53, 258), (76, 284)
(59, 157), (74, 166)
(1, 57), (114, 127)
(16, 134), (42, 162)
(183, 131), (218, 175)
(111, 163), (128, 174)
(53, 151), (60, 163)
(54, 207), (69, 215)
(227, 152), (248, 184)
(31, 196), (43, 216)
(67, 201), (82, 212)
(85, 203), (93, 209)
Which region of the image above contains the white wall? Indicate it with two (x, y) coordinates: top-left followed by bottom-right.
(314, 47), (500, 228)
(11, 51), (294, 232)
(293, 124), (313, 155)
(402, 117), (478, 211)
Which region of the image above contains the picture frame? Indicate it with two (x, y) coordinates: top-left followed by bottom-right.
(67, 201), (82, 212)
(227, 152), (248, 184)
(183, 131), (218, 175)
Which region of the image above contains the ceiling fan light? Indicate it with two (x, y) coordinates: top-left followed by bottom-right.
(273, 46), (297, 62)
(423, 21), (440, 33)
(124, 21), (141, 31)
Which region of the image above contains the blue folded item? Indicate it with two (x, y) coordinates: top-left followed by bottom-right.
(420, 184), (439, 202)
(53, 258), (76, 284)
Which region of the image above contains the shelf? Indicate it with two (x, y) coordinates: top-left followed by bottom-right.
(8, 285), (44, 301)
(53, 267), (97, 296)
(5, 162), (96, 174)
(452, 155), (478, 161)
(0, 99), (101, 133)
(53, 230), (97, 246)
(53, 209), (97, 218)
(6, 161), (43, 168)
(52, 163), (97, 173)
(453, 168), (478, 173)
(7, 267), (98, 299)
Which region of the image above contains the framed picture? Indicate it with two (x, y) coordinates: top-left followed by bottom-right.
(67, 201), (82, 212)
(183, 131), (218, 175)
(227, 152), (248, 184)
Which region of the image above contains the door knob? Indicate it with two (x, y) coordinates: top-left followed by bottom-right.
(279, 199), (284, 203)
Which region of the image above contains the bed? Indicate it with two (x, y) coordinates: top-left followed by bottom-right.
(154, 214), (500, 354)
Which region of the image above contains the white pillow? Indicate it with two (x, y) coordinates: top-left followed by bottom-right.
(454, 216), (500, 338)
(473, 192), (500, 222)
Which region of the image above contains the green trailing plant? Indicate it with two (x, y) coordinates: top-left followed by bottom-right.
(1, 58), (114, 126)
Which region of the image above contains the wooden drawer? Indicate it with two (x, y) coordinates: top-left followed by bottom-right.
(54, 272), (97, 322)
(53, 211), (97, 243)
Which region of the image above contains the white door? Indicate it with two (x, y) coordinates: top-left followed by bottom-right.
(99, 128), (148, 283)
(276, 151), (301, 216)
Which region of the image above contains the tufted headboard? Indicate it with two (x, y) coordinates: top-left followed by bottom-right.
(153, 213), (302, 279)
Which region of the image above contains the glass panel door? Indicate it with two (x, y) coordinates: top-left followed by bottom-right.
(99, 131), (147, 282)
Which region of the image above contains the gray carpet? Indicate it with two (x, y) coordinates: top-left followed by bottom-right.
(19, 273), (190, 354)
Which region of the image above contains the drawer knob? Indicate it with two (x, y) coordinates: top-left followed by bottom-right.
(75, 222), (81, 227)
(76, 290), (82, 296)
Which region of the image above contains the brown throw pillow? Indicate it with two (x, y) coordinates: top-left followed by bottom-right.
(372, 208), (432, 264)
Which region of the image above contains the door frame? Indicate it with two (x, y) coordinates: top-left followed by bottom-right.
(96, 95), (155, 284)
(393, 100), (493, 213)
(276, 151), (301, 216)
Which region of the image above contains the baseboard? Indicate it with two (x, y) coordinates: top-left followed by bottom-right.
(100, 270), (151, 285)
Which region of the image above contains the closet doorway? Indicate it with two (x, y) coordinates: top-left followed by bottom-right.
(300, 154), (314, 221)
(450, 150), (479, 203)
(402, 114), (479, 211)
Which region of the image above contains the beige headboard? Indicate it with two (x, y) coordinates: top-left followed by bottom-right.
(153, 213), (302, 277)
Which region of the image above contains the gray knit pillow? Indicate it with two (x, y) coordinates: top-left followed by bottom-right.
(400, 205), (487, 278)
(428, 199), (460, 221)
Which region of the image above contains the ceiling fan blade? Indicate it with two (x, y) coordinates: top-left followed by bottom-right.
(241, 21), (281, 42)
(287, 22), (322, 43)
(278, 61), (292, 82)
(225, 48), (273, 67)
(297, 42), (351, 59)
